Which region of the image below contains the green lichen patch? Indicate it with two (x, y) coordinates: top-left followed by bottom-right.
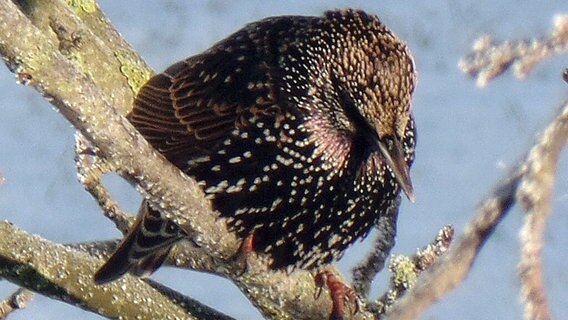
(67, 0), (96, 14)
(390, 255), (418, 289)
(114, 50), (152, 94)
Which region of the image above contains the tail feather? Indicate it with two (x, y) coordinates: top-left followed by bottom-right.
(94, 202), (186, 285)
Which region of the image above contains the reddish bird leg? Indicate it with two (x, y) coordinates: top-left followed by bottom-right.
(315, 269), (360, 320)
(233, 233), (255, 274)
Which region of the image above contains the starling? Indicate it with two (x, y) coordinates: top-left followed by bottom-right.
(95, 9), (416, 285)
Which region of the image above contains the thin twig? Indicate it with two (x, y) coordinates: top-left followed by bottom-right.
(352, 197), (400, 298)
(459, 14), (568, 87)
(0, 288), (34, 320)
(372, 225), (453, 317)
(74, 133), (133, 233)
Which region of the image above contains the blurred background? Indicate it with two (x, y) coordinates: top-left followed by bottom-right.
(0, 1), (567, 319)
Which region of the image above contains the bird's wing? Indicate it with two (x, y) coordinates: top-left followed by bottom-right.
(129, 47), (279, 169)
(96, 44), (281, 283)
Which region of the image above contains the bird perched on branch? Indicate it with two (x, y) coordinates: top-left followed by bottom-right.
(95, 8), (416, 317)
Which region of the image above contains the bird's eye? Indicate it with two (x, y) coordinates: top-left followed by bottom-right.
(165, 221), (178, 234)
(383, 136), (395, 150)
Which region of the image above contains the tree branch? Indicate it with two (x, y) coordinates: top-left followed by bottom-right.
(516, 99), (568, 320)
(371, 225), (453, 316)
(0, 221), (234, 320)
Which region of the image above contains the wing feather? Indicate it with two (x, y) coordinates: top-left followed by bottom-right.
(128, 41), (279, 169)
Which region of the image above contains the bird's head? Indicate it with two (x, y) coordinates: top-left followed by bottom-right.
(326, 9), (417, 201)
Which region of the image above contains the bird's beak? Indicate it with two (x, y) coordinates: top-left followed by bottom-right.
(377, 137), (415, 203)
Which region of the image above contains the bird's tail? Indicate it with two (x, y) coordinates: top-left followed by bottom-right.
(94, 202), (186, 284)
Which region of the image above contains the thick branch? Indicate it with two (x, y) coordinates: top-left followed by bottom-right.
(0, 221), (234, 320)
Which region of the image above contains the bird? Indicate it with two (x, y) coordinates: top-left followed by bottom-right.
(94, 8), (416, 292)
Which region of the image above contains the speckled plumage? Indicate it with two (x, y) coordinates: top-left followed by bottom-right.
(95, 9), (416, 284)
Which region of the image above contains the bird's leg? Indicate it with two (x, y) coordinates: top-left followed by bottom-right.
(232, 233), (255, 274)
(315, 269), (360, 320)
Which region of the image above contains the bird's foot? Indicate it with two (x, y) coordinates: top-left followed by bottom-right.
(232, 233), (255, 275)
(315, 269), (360, 320)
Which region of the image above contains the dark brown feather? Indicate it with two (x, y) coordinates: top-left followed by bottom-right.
(129, 48), (278, 168)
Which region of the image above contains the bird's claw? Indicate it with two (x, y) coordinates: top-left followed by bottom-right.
(314, 269), (361, 320)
